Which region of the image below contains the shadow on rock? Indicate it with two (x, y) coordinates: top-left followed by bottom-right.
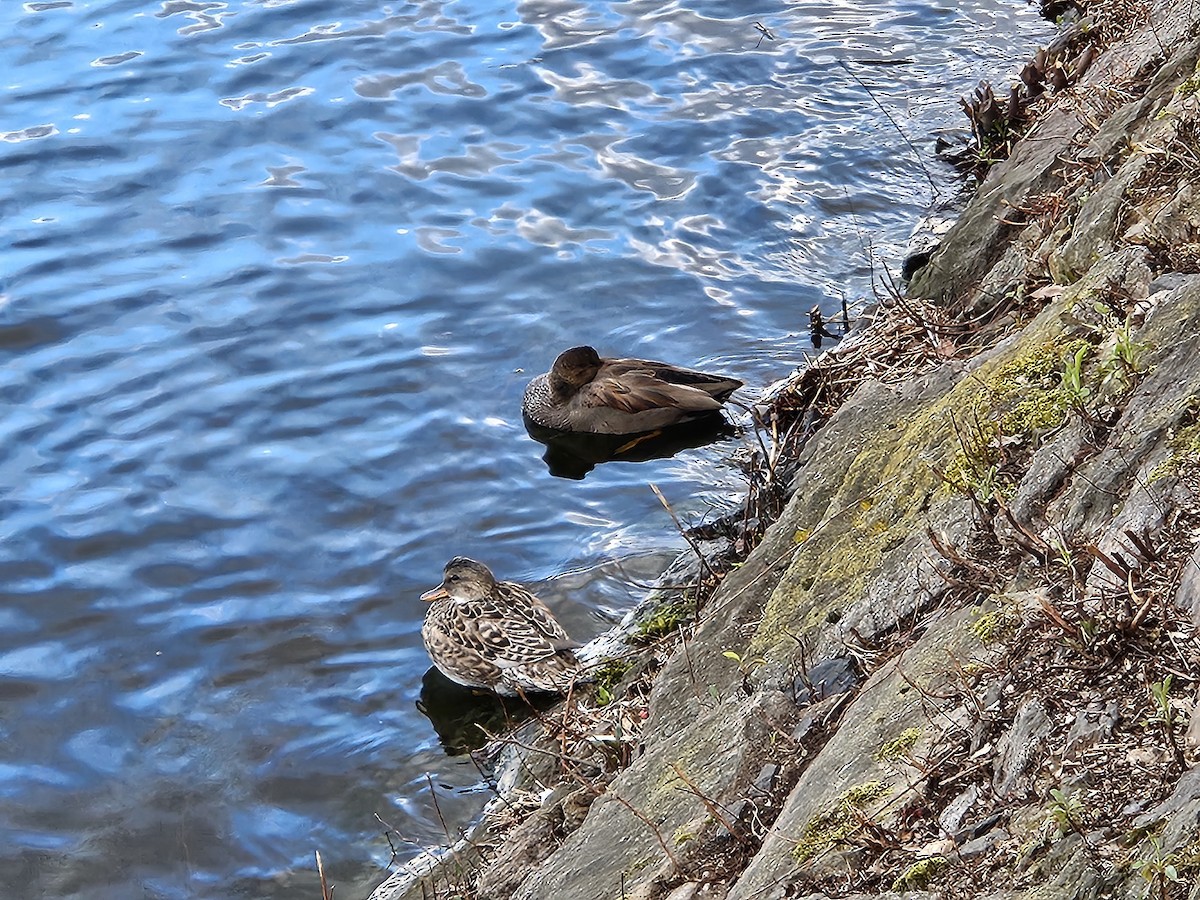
(416, 667), (552, 756)
(523, 414), (739, 480)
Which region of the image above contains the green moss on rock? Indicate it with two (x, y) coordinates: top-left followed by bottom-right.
(985, 338), (1091, 437)
(970, 605), (1019, 645)
(891, 855), (950, 891)
(592, 659), (635, 704)
(792, 780), (891, 864)
(633, 601), (693, 644)
(1149, 405), (1200, 482)
(750, 304), (1091, 661)
(877, 727), (922, 762)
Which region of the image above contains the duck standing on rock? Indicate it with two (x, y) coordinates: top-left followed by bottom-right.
(522, 345), (743, 435)
(420, 556), (583, 696)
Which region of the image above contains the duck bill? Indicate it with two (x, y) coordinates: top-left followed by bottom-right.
(420, 584), (450, 602)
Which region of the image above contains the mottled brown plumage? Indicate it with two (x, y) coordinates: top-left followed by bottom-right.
(420, 557), (582, 696)
(522, 346), (743, 435)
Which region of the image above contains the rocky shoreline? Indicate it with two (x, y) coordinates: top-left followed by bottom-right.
(371, 2), (1200, 897)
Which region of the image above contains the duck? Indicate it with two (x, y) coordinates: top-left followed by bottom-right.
(420, 556), (583, 696)
(521, 345), (743, 435)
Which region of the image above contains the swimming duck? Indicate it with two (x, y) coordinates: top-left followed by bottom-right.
(522, 345), (743, 435)
(420, 557), (582, 696)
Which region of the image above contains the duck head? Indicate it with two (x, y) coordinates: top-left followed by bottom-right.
(421, 556), (496, 604)
(548, 346), (602, 394)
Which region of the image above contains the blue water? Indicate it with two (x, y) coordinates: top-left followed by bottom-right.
(1, 0), (1050, 896)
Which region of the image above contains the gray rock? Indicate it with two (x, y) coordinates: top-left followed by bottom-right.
(1175, 545), (1200, 627)
(791, 656), (860, 706)
(1133, 766), (1200, 830)
(938, 785), (980, 836)
(903, 193), (967, 281)
(791, 694), (849, 742)
(477, 802), (565, 900)
(1148, 272), (1200, 296)
(959, 827), (1010, 860)
(1063, 702), (1119, 761)
(751, 763), (779, 797)
(1017, 833), (1106, 900)
(993, 697), (1052, 800)
(1050, 155), (1147, 283)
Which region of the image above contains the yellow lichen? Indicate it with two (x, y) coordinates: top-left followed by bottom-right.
(672, 826), (697, 846)
(1176, 59), (1200, 97)
(622, 856), (654, 880)
(941, 338), (1094, 503)
(989, 338), (1092, 438)
(940, 408), (1003, 499)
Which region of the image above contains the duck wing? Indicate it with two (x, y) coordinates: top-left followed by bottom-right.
(464, 584), (578, 669)
(422, 624), (503, 686)
(581, 369), (727, 414)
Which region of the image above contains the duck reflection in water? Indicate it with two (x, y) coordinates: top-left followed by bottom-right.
(416, 666), (554, 756)
(524, 414), (740, 480)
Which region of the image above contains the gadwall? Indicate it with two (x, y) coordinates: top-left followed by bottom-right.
(420, 557), (582, 696)
(522, 345), (742, 435)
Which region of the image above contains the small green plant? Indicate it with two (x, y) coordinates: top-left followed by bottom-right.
(1050, 537), (1086, 587)
(634, 601), (692, 644)
(1098, 314), (1149, 397)
(1149, 676), (1174, 728)
(1060, 343), (1091, 411)
(1045, 787), (1087, 835)
(1134, 836), (1184, 900)
(966, 461), (999, 504)
(1068, 301), (1149, 401)
(1078, 617), (1098, 648)
(991, 338), (1090, 437)
(592, 659), (634, 705)
(1112, 316), (1145, 370)
(941, 412), (1003, 505)
(722, 649), (765, 693)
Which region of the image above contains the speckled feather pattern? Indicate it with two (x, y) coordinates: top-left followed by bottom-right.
(422, 576), (581, 695)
